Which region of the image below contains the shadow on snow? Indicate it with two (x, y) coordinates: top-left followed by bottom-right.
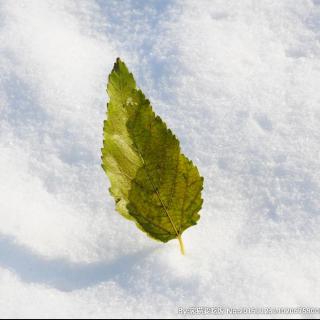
(0, 233), (156, 292)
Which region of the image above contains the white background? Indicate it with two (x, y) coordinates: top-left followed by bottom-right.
(0, 0), (320, 318)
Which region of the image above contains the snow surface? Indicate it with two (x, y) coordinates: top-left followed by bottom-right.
(0, 0), (320, 318)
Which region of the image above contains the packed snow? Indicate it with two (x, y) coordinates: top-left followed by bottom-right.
(0, 0), (320, 318)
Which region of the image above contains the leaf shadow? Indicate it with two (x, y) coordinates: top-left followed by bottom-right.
(0, 234), (156, 292)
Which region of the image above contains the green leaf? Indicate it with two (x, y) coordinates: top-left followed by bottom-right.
(101, 58), (204, 254)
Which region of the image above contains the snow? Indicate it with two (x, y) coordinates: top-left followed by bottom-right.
(0, 0), (320, 318)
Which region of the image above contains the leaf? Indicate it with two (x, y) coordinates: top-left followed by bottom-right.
(101, 58), (204, 254)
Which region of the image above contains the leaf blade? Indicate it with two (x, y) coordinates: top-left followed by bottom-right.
(102, 58), (204, 248)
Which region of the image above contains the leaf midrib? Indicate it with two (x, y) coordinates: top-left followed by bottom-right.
(130, 111), (180, 238)
(115, 78), (181, 239)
